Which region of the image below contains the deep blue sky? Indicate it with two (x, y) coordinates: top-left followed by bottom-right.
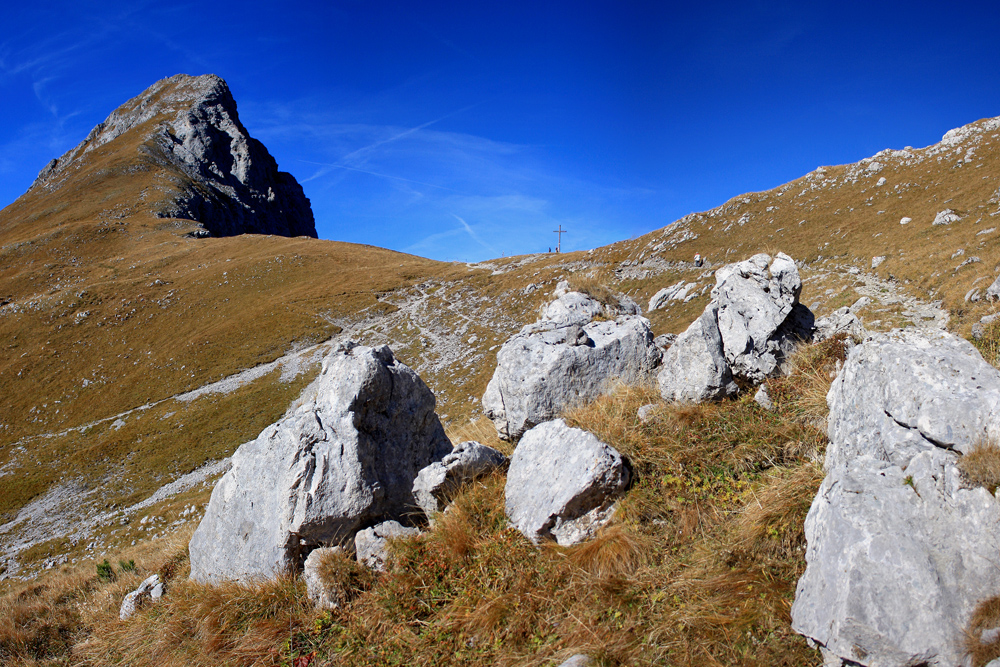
(2, 1), (1000, 262)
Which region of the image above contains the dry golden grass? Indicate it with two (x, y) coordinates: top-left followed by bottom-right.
(965, 595), (1000, 667)
(959, 441), (1000, 494)
(0, 343), (840, 666)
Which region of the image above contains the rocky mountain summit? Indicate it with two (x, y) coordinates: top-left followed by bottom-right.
(31, 73), (315, 238)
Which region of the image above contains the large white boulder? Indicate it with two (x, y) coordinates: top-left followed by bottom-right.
(188, 342), (451, 583)
(792, 329), (1000, 666)
(483, 290), (660, 441)
(504, 419), (630, 546)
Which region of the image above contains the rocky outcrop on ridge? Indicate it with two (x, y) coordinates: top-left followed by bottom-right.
(188, 342), (451, 583)
(482, 285), (661, 440)
(31, 73), (316, 238)
(792, 329), (1000, 666)
(504, 419), (631, 546)
(659, 253), (813, 401)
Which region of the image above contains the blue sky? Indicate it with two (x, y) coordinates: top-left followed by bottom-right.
(2, 1), (1000, 262)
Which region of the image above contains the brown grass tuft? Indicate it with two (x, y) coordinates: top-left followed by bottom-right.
(959, 441), (1000, 494)
(965, 594), (1000, 667)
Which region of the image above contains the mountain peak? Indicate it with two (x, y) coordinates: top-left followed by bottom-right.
(31, 73), (316, 238)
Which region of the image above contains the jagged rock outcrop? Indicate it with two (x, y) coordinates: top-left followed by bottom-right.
(658, 252), (812, 402)
(188, 342), (451, 583)
(483, 288), (661, 440)
(31, 73), (316, 238)
(792, 329), (1000, 667)
(505, 419), (630, 546)
(411, 441), (506, 518)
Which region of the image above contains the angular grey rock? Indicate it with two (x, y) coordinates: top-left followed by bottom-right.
(483, 291), (661, 440)
(932, 208), (961, 226)
(505, 419), (630, 546)
(355, 520), (420, 571)
(648, 280), (687, 311)
(793, 329), (1000, 666)
(713, 252), (807, 382)
(558, 655), (592, 667)
(871, 255), (886, 269)
(303, 546), (349, 610)
(972, 312), (1000, 339)
(189, 342), (451, 583)
(412, 440), (507, 518)
(32, 74), (315, 238)
(849, 296), (871, 312)
(658, 302), (737, 402)
(119, 574), (163, 620)
(653, 333), (677, 351)
(986, 275), (1000, 302)
(792, 450), (1000, 667)
(825, 329), (1000, 470)
(813, 307), (864, 342)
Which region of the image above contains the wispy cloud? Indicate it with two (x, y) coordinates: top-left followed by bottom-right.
(452, 214), (498, 255)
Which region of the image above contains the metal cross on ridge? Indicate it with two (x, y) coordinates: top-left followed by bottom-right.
(553, 224), (566, 253)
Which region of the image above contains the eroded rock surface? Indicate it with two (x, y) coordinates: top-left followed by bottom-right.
(119, 574), (163, 620)
(505, 419), (630, 546)
(658, 303), (737, 402)
(792, 329), (1000, 667)
(483, 290), (660, 440)
(189, 342), (450, 583)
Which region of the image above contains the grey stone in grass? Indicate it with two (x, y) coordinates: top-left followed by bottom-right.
(793, 328), (1000, 667)
(303, 546), (348, 610)
(658, 302), (737, 403)
(354, 521), (420, 571)
(119, 574), (163, 620)
(412, 440), (507, 518)
(505, 419), (630, 546)
(753, 385), (773, 410)
(189, 342), (451, 583)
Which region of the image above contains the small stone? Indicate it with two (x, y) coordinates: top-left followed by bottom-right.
(753, 386), (773, 410)
(412, 441), (506, 518)
(119, 574), (163, 620)
(637, 403), (659, 423)
(355, 521), (420, 571)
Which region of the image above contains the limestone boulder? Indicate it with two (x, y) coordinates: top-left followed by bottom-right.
(412, 440), (507, 518)
(303, 547), (349, 610)
(713, 252), (806, 381)
(792, 329), (1000, 666)
(813, 306), (865, 343)
(658, 303), (737, 402)
(825, 329), (1000, 470)
(505, 419), (630, 546)
(355, 520), (420, 571)
(986, 275), (1000, 302)
(792, 450), (1000, 667)
(483, 291), (660, 441)
(189, 342), (451, 583)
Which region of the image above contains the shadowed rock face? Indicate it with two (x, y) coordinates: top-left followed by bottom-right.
(31, 73), (316, 238)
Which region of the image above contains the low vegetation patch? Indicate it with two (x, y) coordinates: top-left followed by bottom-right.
(0, 340), (840, 666)
(959, 441), (1000, 494)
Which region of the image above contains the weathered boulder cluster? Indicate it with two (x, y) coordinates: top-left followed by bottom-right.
(184, 254), (825, 601)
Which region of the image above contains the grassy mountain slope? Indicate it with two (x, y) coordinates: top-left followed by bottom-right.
(2, 80), (1000, 664)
